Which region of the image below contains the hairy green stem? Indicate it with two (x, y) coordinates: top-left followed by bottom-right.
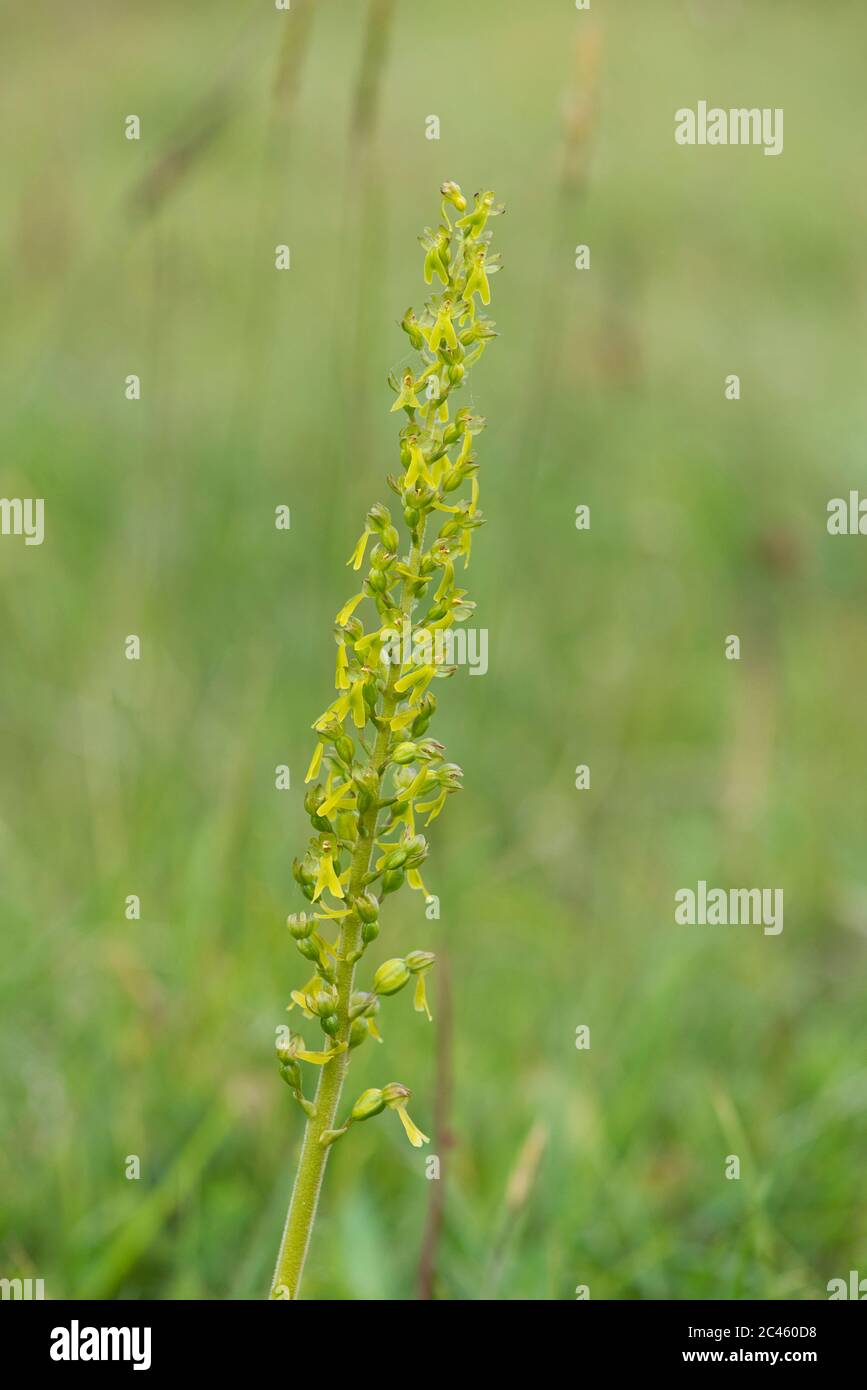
(270, 530), (424, 1299)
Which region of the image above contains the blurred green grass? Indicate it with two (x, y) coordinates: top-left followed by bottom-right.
(1, 0), (866, 1299)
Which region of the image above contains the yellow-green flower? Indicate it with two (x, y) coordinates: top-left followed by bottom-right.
(404, 438), (432, 489)
(464, 247), (491, 307)
(406, 950), (435, 1022)
(434, 557), (455, 602)
(413, 973), (431, 1021)
(288, 974), (322, 1016)
(406, 866), (429, 896)
(304, 741), (325, 784)
(313, 693), (351, 732)
(316, 779), (355, 819)
(427, 297), (459, 352)
(382, 1083), (429, 1147)
(348, 678), (367, 729)
(422, 227), (451, 286)
(281, 1032), (347, 1066)
(390, 370), (421, 414)
(336, 591), (365, 626)
(335, 641), (350, 690)
(416, 788), (447, 824)
(456, 189), (501, 238)
(354, 627), (383, 657)
(393, 663), (436, 704)
(347, 529), (371, 571)
(403, 765), (436, 801)
(440, 179), (467, 213)
(312, 841), (344, 901)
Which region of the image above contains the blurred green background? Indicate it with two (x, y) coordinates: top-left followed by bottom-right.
(2, 0), (866, 1300)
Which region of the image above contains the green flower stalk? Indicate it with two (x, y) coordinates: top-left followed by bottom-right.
(270, 182), (503, 1300)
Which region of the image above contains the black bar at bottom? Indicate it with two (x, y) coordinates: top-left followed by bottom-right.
(3, 1297), (863, 1374)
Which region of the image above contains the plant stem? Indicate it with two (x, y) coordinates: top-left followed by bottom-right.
(270, 529), (425, 1299)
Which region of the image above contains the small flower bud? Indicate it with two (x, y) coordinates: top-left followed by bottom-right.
(351, 1087), (385, 1122)
(384, 847), (408, 870)
(410, 693), (436, 738)
(292, 857), (315, 887)
(417, 739), (444, 758)
(295, 936), (321, 963)
(367, 569), (386, 594)
(287, 912), (314, 940)
(393, 765), (416, 792)
(353, 766), (378, 814)
(402, 835), (428, 867)
(334, 734), (355, 765)
(381, 867), (405, 896)
(279, 1059), (301, 1090)
(313, 984), (338, 1015)
(348, 991), (379, 1020)
(354, 891), (379, 924)
(406, 950), (435, 974)
(373, 958), (410, 996)
(391, 741), (418, 765)
(370, 541), (393, 569)
(304, 784), (331, 831)
(381, 1082), (411, 1108)
(437, 762), (464, 789)
(348, 1018), (369, 1049)
(320, 1012), (340, 1037)
(400, 308), (425, 351)
(440, 180), (467, 211)
(366, 502), (391, 534)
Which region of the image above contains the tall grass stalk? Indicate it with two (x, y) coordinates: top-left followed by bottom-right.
(232, 0), (319, 458)
(331, 0), (398, 509)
